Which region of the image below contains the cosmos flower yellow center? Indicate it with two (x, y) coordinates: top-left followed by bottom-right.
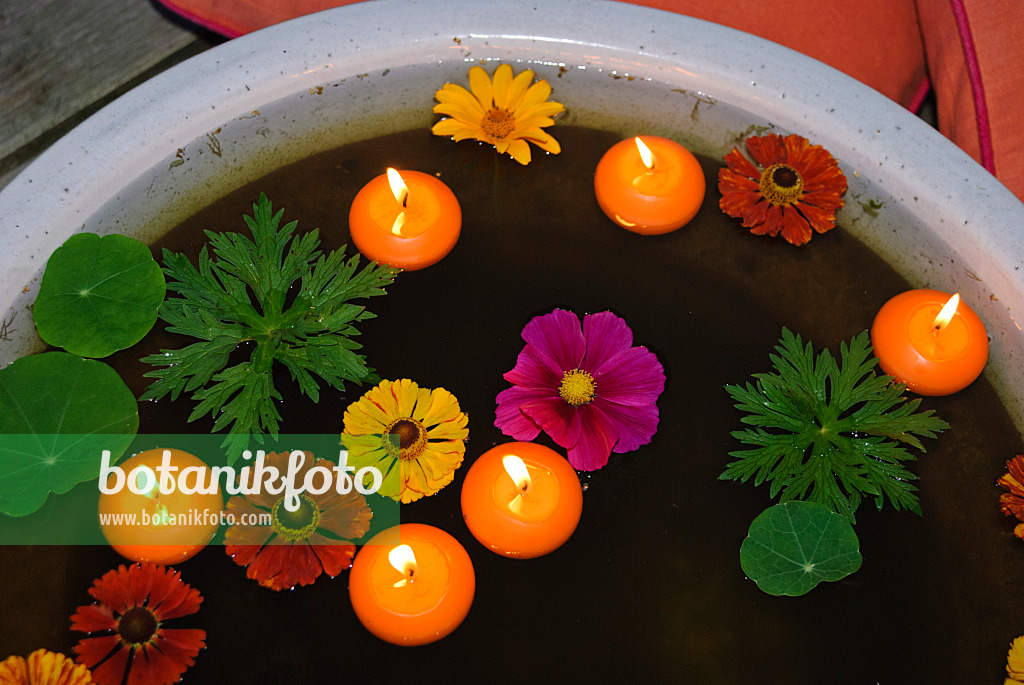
(384, 417), (428, 461)
(559, 369), (596, 406)
(759, 163), (804, 206)
(482, 109), (516, 139)
(271, 494), (320, 541)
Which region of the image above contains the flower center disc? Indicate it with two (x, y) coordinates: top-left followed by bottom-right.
(271, 494), (321, 541)
(559, 369), (597, 406)
(384, 417), (428, 461)
(759, 163), (804, 206)
(481, 109), (515, 140)
(118, 606), (158, 645)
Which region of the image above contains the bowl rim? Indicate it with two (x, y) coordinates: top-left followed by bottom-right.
(1, 0), (1022, 430)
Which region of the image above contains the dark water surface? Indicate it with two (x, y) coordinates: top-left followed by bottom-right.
(4, 127), (1023, 683)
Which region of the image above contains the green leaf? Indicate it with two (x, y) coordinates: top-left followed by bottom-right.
(141, 194), (398, 463)
(740, 501), (862, 596)
(33, 233), (165, 358)
(721, 328), (948, 521)
(0, 352), (139, 516)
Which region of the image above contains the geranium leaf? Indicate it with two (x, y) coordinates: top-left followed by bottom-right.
(0, 352), (139, 516)
(739, 501), (862, 596)
(33, 233), (165, 358)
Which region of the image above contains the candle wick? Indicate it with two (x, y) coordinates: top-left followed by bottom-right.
(400, 189), (409, 209)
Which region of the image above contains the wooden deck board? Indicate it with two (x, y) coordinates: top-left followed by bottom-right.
(0, 0), (210, 188)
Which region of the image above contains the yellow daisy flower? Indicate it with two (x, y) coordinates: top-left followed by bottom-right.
(0, 649), (93, 685)
(1008, 635), (1024, 682)
(342, 379), (468, 503)
(431, 64), (565, 165)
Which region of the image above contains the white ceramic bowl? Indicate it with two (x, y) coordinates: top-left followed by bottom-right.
(1, 0), (1023, 432)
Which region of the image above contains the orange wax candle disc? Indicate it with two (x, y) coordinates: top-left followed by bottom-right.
(594, 135), (706, 235)
(870, 289), (989, 396)
(98, 448), (223, 564)
(461, 442), (583, 559)
(349, 523), (475, 646)
(348, 168), (461, 270)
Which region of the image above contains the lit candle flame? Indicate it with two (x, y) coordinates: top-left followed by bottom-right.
(503, 454), (531, 492)
(933, 293), (960, 331)
(503, 454), (531, 517)
(386, 168), (409, 207)
(389, 544), (417, 587)
(634, 137), (655, 170)
(386, 168), (410, 236)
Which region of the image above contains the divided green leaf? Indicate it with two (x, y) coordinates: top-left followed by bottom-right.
(740, 501), (862, 596)
(0, 352), (139, 516)
(140, 193), (397, 462)
(721, 328), (948, 522)
(33, 233), (165, 358)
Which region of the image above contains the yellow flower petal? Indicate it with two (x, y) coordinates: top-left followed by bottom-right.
(491, 63), (515, 109)
(506, 139), (533, 165)
(468, 65), (494, 109)
(505, 69), (536, 112)
(518, 127), (562, 155)
(0, 655), (28, 684)
(1008, 635), (1024, 679)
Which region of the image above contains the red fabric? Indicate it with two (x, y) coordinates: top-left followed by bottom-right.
(917, 0), (1024, 200)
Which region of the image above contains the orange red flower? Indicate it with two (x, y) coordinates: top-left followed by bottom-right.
(997, 454), (1024, 539)
(718, 133), (847, 246)
(70, 564), (204, 685)
(224, 451), (373, 590)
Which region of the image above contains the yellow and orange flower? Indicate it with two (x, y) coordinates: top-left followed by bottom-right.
(1006, 634), (1024, 683)
(997, 454), (1024, 539)
(718, 132), (847, 246)
(342, 379), (468, 503)
(432, 64), (565, 165)
(0, 650), (93, 685)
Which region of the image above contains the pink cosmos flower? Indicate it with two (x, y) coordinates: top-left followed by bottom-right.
(494, 309), (665, 470)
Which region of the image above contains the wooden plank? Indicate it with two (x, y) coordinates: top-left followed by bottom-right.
(0, 0), (204, 170)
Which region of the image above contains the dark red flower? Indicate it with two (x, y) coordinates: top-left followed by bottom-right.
(224, 451), (373, 591)
(70, 563), (205, 685)
(718, 133), (847, 246)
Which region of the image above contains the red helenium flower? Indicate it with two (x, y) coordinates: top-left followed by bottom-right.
(70, 563), (205, 685)
(997, 454), (1024, 540)
(718, 132), (847, 246)
(224, 451), (373, 591)
(494, 309), (665, 471)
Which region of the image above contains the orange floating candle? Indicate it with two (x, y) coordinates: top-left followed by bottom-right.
(348, 523), (475, 646)
(348, 168), (461, 270)
(461, 442), (583, 559)
(594, 135), (706, 234)
(870, 289), (989, 396)
(98, 448), (223, 564)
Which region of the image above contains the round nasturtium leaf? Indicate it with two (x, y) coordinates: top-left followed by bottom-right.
(33, 232), (165, 358)
(0, 352), (139, 517)
(740, 501), (862, 596)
